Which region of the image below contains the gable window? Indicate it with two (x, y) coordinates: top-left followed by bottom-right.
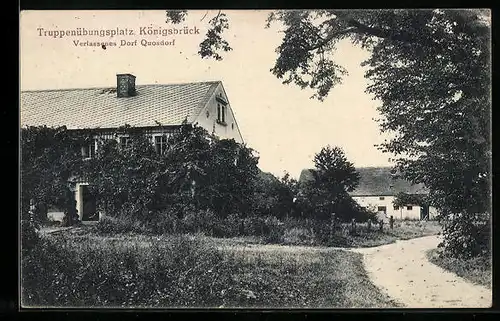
(82, 139), (97, 159)
(217, 103), (227, 124)
(379, 196), (385, 200)
(119, 136), (131, 150)
(154, 135), (168, 155)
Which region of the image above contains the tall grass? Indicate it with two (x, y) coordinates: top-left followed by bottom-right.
(21, 233), (397, 308)
(94, 213), (441, 248)
(22, 234), (235, 307)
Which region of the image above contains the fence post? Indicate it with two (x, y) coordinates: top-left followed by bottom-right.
(367, 219), (371, 231)
(329, 213), (336, 240)
(379, 219), (384, 231)
(389, 216), (394, 229)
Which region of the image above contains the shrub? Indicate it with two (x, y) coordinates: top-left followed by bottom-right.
(21, 220), (40, 252)
(96, 215), (151, 235)
(438, 212), (490, 259)
(282, 227), (315, 245)
(262, 216), (285, 244)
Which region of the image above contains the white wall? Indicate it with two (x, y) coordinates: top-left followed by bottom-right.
(352, 195), (428, 220)
(194, 83), (244, 144)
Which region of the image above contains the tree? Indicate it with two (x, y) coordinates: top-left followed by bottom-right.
(253, 171), (299, 219)
(168, 9), (491, 257)
(393, 192), (427, 208)
(85, 123), (260, 220)
(300, 146), (366, 221)
(21, 126), (86, 225)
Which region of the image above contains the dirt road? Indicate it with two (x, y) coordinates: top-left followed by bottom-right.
(351, 235), (492, 308)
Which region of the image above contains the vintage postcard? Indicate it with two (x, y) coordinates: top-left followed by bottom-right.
(19, 9), (492, 309)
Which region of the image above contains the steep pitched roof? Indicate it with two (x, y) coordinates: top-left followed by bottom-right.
(20, 81), (220, 129)
(299, 167), (429, 196)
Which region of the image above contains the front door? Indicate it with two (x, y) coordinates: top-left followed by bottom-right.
(420, 205), (429, 220)
(81, 185), (98, 221)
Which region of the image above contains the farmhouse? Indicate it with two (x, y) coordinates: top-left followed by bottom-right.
(21, 73), (244, 222)
(299, 167), (438, 220)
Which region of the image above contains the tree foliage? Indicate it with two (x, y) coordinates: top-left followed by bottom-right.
(169, 9), (491, 257)
(21, 126), (86, 223)
(253, 171), (299, 219)
(85, 123), (260, 220)
(298, 146), (370, 221)
(393, 192), (427, 208)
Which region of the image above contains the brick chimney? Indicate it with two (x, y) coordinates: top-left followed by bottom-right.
(116, 73), (136, 98)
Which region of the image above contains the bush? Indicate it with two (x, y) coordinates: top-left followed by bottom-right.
(21, 220), (40, 252)
(96, 215), (151, 235)
(438, 212), (490, 259)
(282, 227), (315, 245)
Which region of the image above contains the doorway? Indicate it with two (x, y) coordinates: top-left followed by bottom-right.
(81, 185), (98, 221)
(420, 205), (429, 220)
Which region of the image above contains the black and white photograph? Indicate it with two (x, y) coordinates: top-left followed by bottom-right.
(19, 9), (492, 309)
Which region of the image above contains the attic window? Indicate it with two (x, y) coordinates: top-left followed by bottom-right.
(379, 196), (385, 200)
(231, 123), (234, 130)
(217, 103), (226, 125)
(206, 110), (209, 118)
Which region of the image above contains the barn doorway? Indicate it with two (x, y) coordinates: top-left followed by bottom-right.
(80, 185), (98, 221)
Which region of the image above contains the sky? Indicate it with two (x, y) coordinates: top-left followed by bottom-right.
(20, 10), (394, 179)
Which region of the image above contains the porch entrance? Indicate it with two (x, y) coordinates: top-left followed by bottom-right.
(80, 185), (98, 221)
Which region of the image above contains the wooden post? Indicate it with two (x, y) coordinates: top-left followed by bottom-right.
(367, 219), (371, 231)
(329, 213), (336, 239)
(350, 218), (356, 235)
(390, 216), (394, 229)
(379, 220), (384, 231)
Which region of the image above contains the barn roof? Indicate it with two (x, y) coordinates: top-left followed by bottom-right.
(299, 166), (429, 196)
(20, 81), (221, 130)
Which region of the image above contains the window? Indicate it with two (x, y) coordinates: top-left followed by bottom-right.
(379, 196), (385, 200)
(217, 103), (227, 124)
(119, 136), (131, 150)
(154, 135), (168, 155)
(82, 139), (97, 159)
(377, 206), (387, 213)
(407, 206), (413, 210)
(394, 205), (400, 210)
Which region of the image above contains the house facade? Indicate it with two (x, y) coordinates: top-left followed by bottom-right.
(349, 167), (438, 220)
(21, 74), (244, 222)
(298, 167), (438, 221)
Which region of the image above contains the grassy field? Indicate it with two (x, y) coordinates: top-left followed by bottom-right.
(426, 248), (491, 289)
(22, 231), (398, 308)
(75, 218), (441, 249)
(199, 220), (442, 248)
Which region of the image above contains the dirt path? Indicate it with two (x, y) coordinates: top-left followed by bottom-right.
(351, 235), (492, 308)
